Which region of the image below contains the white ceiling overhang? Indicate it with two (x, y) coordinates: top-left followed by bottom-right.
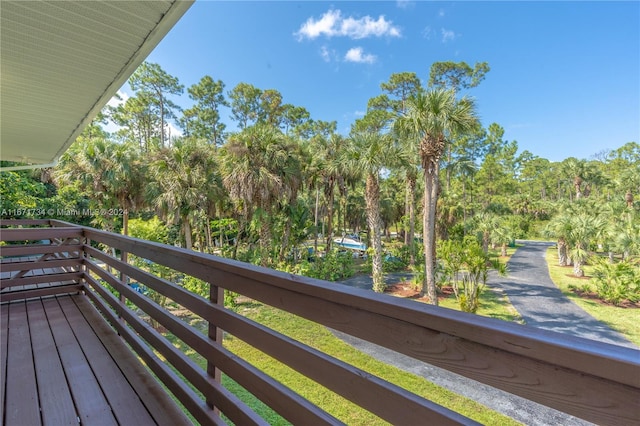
(0, 0), (193, 168)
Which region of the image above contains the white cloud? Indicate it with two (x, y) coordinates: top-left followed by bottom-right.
(344, 47), (376, 64)
(438, 9), (445, 18)
(166, 122), (183, 140)
(441, 28), (457, 42)
(295, 9), (401, 40)
(422, 26), (433, 40)
(355, 110), (366, 117)
(396, 0), (414, 9)
(320, 45), (331, 62)
(107, 90), (129, 108)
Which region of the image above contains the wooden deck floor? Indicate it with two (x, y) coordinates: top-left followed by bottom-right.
(0, 294), (191, 426)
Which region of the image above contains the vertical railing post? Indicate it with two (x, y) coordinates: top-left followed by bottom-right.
(207, 283), (224, 415)
(119, 250), (128, 325)
(81, 233), (89, 294)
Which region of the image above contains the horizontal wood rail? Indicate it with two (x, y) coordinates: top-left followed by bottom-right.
(1, 219), (639, 425)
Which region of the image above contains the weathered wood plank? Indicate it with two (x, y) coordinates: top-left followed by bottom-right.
(4, 301), (41, 426)
(84, 268), (266, 426)
(0, 219), (50, 227)
(72, 295), (193, 426)
(0, 227), (83, 242)
(0, 243), (82, 257)
(0, 283), (83, 303)
(27, 299), (78, 425)
(0, 301), (10, 423)
(42, 297), (118, 426)
(82, 278), (227, 426)
(85, 262), (342, 425)
(1, 258), (81, 273)
(1, 271), (83, 289)
(56, 296), (157, 426)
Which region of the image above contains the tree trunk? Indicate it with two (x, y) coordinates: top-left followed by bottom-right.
(557, 239), (568, 266)
(259, 211), (271, 267)
(408, 175), (416, 267)
(183, 219), (193, 251)
(325, 178), (335, 251)
(366, 174), (385, 293)
(404, 181), (410, 246)
(573, 260), (584, 277)
(279, 210), (293, 262)
(423, 158), (439, 305)
(501, 243), (507, 257)
(314, 186), (319, 254)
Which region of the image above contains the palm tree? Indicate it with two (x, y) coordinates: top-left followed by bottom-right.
(309, 133), (347, 252)
(150, 138), (221, 251)
(472, 212), (499, 254)
(568, 213), (605, 277)
(545, 208), (577, 267)
(341, 132), (395, 292)
(220, 124), (296, 266)
(56, 138), (144, 235)
(395, 88), (478, 304)
(395, 134), (420, 266)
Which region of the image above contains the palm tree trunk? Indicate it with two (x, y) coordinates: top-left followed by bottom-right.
(408, 175), (416, 267)
(325, 178), (335, 251)
(557, 239), (568, 266)
(314, 186), (320, 254)
(404, 182), (410, 246)
(423, 158), (439, 305)
(279, 210), (293, 262)
(259, 212), (271, 267)
(366, 174), (385, 292)
(183, 219), (192, 251)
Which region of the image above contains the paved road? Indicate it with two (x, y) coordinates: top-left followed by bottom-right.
(490, 240), (636, 349)
(336, 241), (639, 425)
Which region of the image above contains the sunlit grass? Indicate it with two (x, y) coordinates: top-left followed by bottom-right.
(224, 302), (521, 426)
(545, 247), (640, 346)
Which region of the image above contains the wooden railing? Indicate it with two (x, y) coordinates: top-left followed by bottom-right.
(1, 219), (639, 425)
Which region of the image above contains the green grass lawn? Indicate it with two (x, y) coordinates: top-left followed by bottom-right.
(223, 302), (521, 426)
(545, 247), (640, 346)
(165, 301), (521, 425)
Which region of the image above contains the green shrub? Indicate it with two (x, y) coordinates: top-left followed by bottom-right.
(591, 258), (640, 305)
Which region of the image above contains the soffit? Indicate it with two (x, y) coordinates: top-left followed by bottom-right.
(1, 0), (193, 165)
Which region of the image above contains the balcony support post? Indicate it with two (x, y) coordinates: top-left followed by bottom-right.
(207, 283), (224, 415)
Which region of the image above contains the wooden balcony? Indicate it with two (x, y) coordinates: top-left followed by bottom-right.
(1, 219), (639, 425)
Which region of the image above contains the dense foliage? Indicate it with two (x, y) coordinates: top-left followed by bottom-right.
(2, 61), (638, 307)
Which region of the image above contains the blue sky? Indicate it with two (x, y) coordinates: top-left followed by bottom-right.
(114, 1), (639, 163)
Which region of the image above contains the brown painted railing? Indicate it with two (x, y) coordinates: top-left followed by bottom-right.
(1, 219), (639, 425)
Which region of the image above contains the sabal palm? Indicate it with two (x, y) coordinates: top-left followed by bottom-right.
(544, 212), (573, 266)
(56, 138), (144, 234)
(568, 213), (605, 277)
(150, 138), (220, 250)
(394, 131), (420, 266)
(395, 88), (478, 304)
(220, 124), (297, 266)
(310, 133), (347, 251)
(341, 132), (395, 292)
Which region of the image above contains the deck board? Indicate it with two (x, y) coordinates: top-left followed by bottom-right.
(4, 301), (41, 426)
(57, 296), (157, 425)
(1, 294), (191, 426)
(27, 299), (78, 426)
(72, 296), (192, 426)
(0, 300), (9, 423)
(42, 297), (119, 426)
